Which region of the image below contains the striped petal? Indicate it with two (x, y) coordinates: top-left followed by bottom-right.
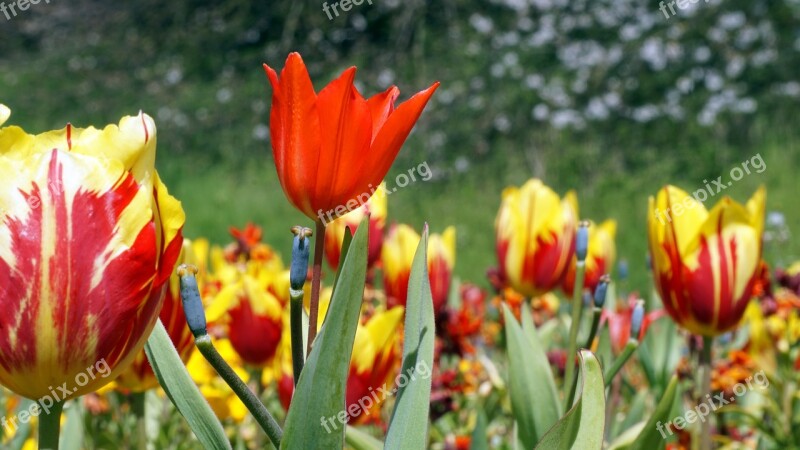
(0, 149), (161, 399)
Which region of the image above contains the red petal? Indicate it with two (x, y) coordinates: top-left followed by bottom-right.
(362, 82), (439, 191)
(314, 67), (373, 214)
(264, 53), (322, 218)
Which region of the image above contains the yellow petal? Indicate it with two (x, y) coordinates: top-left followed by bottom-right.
(352, 307), (404, 373)
(0, 104), (9, 126)
(746, 185), (766, 243)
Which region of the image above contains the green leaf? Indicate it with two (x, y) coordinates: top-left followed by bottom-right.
(470, 410), (489, 450)
(535, 350), (606, 450)
(607, 422), (645, 450)
(145, 319), (231, 450)
(629, 375), (680, 450)
(385, 226), (435, 449)
(280, 216), (370, 449)
(345, 425), (384, 450)
(502, 304), (562, 447)
(60, 401), (84, 450)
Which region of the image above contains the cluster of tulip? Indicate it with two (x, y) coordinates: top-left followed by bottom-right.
(0, 51), (796, 450)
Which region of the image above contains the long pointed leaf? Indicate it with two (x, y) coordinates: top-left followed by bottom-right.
(280, 216), (370, 449)
(385, 226), (435, 449)
(502, 304), (561, 447)
(535, 350), (606, 450)
(630, 375), (681, 450)
(145, 319), (231, 450)
(345, 425), (384, 450)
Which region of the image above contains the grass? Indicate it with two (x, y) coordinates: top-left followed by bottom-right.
(159, 134), (800, 297)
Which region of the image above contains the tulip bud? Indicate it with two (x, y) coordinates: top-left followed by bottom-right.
(290, 226), (312, 291)
(576, 221), (589, 262)
(178, 264), (207, 338)
(630, 300), (645, 341)
(618, 259), (628, 281)
(594, 275), (610, 308)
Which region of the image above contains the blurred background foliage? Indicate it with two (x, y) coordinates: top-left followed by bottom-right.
(1, 0), (798, 291)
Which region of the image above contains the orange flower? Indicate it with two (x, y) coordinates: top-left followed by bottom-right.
(648, 185), (765, 336)
(263, 53), (439, 221)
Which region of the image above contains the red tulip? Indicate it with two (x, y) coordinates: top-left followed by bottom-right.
(264, 52), (439, 222)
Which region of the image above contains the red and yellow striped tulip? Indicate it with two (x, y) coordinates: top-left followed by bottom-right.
(495, 179), (578, 297)
(263, 53), (438, 221)
(325, 184), (387, 270)
(206, 260), (287, 367)
(428, 226), (456, 315)
(562, 220), (616, 297)
(0, 106), (185, 400)
(647, 185), (766, 336)
(382, 224), (420, 309)
(277, 304), (404, 425)
(114, 241), (197, 392)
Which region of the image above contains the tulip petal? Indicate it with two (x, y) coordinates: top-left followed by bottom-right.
(0, 104), (9, 126)
(264, 53), (322, 218)
(366, 86), (400, 142)
(0, 149), (160, 399)
(363, 82), (439, 190)
(315, 67), (373, 213)
(681, 199), (760, 333)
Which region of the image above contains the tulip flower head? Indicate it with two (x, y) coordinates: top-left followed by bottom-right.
(648, 185), (766, 336)
(0, 105), (185, 400)
(495, 179), (578, 297)
(382, 224), (420, 309)
(324, 183), (387, 270)
(428, 226), (457, 316)
(263, 53), (439, 222)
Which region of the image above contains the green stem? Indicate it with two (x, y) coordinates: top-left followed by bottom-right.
(196, 334), (283, 447)
(38, 400), (64, 450)
(131, 392), (147, 450)
(290, 287), (306, 385)
(306, 219), (325, 356)
(699, 336), (713, 450)
(604, 340), (638, 387)
(564, 260), (586, 408)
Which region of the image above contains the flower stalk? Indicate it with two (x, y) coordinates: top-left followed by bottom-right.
(38, 400), (64, 450)
(178, 264), (283, 448)
(290, 225), (312, 385)
(306, 220), (326, 355)
(603, 301), (645, 387)
(564, 221), (589, 408)
(698, 336), (713, 450)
